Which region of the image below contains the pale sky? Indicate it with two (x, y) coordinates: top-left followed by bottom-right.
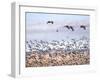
(25, 12), (90, 41)
(26, 12), (89, 30)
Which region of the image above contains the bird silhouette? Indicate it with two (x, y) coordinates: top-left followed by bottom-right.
(69, 26), (74, 31)
(80, 25), (86, 30)
(47, 21), (54, 24)
(64, 25), (74, 31)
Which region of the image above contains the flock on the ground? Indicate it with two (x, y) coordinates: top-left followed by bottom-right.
(25, 38), (89, 53)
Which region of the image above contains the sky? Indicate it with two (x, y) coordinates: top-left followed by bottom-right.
(25, 12), (90, 41)
(26, 12), (89, 29)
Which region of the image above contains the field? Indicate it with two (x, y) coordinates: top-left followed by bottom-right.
(26, 50), (90, 67)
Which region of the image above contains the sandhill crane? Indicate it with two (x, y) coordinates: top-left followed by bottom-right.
(70, 26), (74, 31)
(80, 25), (86, 30)
(64, 25), (70, 29)
(47, 21), (54, 24)
(64, 25), (74, 31)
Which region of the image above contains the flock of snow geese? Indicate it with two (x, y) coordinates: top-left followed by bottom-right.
(26, 38), (89, 53)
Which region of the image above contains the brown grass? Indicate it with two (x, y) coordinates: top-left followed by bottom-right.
(26, 50), (90, 67)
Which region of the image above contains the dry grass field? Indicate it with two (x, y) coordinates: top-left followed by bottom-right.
(26, 50), (90, 67)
